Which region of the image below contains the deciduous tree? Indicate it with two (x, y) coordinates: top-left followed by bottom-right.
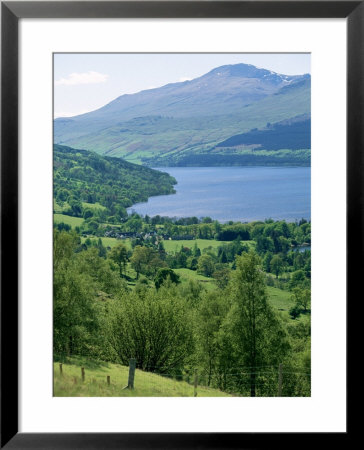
(223, 252), (289, 396)
(109, 243), (128, 277)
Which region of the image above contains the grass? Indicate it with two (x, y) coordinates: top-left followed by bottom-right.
(53, 200), (69, 213)
(173, 268), (304, 304)
(267, 286), (310, 323)
(54, 213), (84, 228)
(82, 202), (107, 211)
(174, 268), (216, 291)
(54, 356), (230, 397)
(267, 286), (292, 311)
(81, 236), (132, 250)
(163, 239), (232, 253)
(174, 268), (213, 281)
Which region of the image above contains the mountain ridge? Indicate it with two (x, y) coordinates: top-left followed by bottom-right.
(54, 62), (311, 166)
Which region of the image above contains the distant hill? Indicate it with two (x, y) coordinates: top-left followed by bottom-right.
(217, 114), (310, 150)
(53, 144), (176, 219)
(54, 63), (311, 166)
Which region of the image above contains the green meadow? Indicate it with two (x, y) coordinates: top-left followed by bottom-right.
(163, 238), (231, 253)
(54, 357), (230, 397)
(54, 213), (84, 228)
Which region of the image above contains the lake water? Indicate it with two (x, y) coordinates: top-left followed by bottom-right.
(128, 166), (311, 223)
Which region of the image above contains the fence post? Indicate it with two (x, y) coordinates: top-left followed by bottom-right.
(107, 375), (110, 386)
(81, 367), (85, 382)
(59, 363), (63, 376)
(278, 363), (283, 396)
(128, 358), (136, 389)
(194, 369), (198, 397)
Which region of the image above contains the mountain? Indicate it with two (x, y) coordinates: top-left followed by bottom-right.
(54, 63), (311, 166)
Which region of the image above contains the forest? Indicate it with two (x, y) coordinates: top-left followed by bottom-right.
(145, 149), (310, 167)
(54, 144), (176, 219)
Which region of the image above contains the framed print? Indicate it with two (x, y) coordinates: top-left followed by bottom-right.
(1, 1), (359, 448)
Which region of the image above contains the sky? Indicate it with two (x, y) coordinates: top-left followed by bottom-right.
(54, 53), (310, 118)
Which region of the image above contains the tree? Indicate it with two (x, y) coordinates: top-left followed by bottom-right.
(256, 236), (274, 255)
(197, 254), (215, 277)
(69, 199), (83, 217)
(53, 231), (101, 357)
(197, 291), (229, 386)
(186, 256), (198, 270)
(223, 252), (289, 396)
(53, 229), (79, 271)
(107, 288), (194, 373)
(97, 237), (107, 258)
(76, 247), (126, 296)
(291, 288), (311, 312)
(128, 216), (143, 233)
(289, 269), (309, 289)
(109, 243), (128, 277)
(192, 242), (201, 257)
(158, 241), (166, 260)
(289, 305), (301, 320)
(263, 251), (273, 272)
(219, 250), (228, 264)
(213, 267), (230, 289)
(130, 245), (165, 279)
(54, 265), (99, 356)
(179, 279), (204, 304)
(87, 220), (99, 233)
(270, 254), (284, 279)
(83, 208), (94, 220)
(154, 268), (180, 289)
(175, 250), (188, 268)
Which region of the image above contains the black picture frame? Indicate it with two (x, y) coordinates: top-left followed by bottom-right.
(1, 1), (359, 448)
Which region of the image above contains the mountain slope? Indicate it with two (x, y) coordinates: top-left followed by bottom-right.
(53, 144), (176, 219)
(54, 63), (311, 165)
(217, 114), (310, 150)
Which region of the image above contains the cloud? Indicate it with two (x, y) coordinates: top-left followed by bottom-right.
(55, 71), (109, 86)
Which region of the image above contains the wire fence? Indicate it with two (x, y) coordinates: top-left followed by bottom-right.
(54, 358), (311, 397)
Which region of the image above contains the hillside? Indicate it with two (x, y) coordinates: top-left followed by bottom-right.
(54, 357), (231, 397)
(54, 63), (311, 165)
(217, 114), (310, 150)
(53, 144), (176, 219)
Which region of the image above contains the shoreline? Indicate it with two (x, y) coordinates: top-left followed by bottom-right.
(128, 166), (311, 224)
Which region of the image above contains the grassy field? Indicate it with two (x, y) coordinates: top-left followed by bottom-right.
(174, 268), (302, 304)
(266, 286), (309, 323)
(163, 239), (232, 253)
(54, 213), (84, 228)
(174, 268), (216, 291)
(54, 357), (230, 397)
(163, 239), (255, 253)
(54, 201), (106, 214)
(53, 200), (69, 213)
(267, 286), (292, 310)
(81, 236), (132, 250)
(82, 237), (252, 255)
(82, 202), (106, 211)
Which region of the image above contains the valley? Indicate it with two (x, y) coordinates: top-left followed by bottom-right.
(53, 60), (311, 397)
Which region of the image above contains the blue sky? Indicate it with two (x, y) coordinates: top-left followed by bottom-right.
(54, 53), (310, 118)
